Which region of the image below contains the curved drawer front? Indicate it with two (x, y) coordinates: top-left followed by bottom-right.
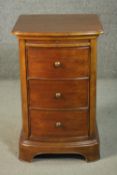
(27, 46), (90, 78)
(30, 110), (88, 139)
(29, 79), (89, 109)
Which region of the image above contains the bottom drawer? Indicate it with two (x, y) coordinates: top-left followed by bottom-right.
(30, 110), (89, 140)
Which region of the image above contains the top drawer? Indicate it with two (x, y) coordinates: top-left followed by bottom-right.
(27, 43), (90, 79)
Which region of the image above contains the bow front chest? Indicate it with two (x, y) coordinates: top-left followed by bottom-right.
(12, 14), (103, 162)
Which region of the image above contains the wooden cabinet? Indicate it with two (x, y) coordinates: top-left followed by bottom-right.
(12, 14), (103, 162)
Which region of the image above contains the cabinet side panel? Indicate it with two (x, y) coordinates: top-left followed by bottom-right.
(19, 39), (29, 138)
(89, 38), (97, 137)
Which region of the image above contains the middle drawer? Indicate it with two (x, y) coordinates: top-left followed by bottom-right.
(29, 79), (89, 109)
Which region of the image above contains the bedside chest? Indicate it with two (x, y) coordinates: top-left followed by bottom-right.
(12, 14), (103, 162)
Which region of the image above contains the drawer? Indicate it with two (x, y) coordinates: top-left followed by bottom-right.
(27, 46), (90, 78)
(29, 79), (89, 109)
(30, 110), (88, 139)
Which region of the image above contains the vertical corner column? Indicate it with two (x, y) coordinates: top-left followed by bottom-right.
(19, 39), (29, 138)
(89, 38), (97, 137)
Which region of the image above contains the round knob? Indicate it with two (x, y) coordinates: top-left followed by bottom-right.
(54, 61), (61, 68)
(55, 122), (62, 128)
(55, 92), (61, 99)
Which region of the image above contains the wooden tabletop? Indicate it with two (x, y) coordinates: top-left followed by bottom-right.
(12, 14), (103, 37)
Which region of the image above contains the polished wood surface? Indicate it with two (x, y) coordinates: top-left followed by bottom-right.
(30, 110), (88, 139)
(12, 14), (103, 36)
(12, 14), (103, 162)
(89, 39), (97, 137)
(29, 79), (89, 109)
(19, 128), (100, 162)
(19, 39), (29, 138)
(27, 46), (90, 78)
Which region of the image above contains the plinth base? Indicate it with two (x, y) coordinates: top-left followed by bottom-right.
(19, 130), (100, 162)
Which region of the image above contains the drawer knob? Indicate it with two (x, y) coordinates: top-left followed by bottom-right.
(55, 92), (62, 99)
(55, 122), (62, 128)
(54, 61), (61, 68)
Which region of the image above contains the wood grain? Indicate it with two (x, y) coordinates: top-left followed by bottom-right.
(27, 46), (90, 78)
(12, 14), (103, 36)
(89, 38), (97, 137)
(30, 110), (88, 139)
(19, 39), (29, 138)
(12, 14), (103, 162)
(29, 79), (89, 109)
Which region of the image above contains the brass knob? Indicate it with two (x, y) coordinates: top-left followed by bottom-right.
(55, 92), (61, 99)
(55, 122), (62, 128)
(54, 61), (61, 68)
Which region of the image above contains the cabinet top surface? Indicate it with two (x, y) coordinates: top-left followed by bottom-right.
(12, 14), (103, 37)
